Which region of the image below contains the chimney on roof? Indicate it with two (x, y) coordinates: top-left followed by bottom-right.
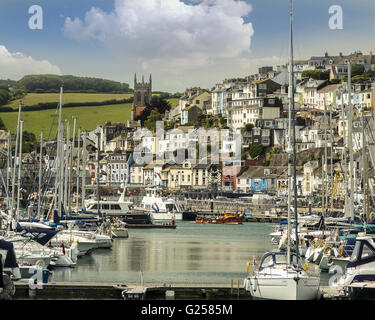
(325, 52), (329, 58)
(339, 52), (343, 57)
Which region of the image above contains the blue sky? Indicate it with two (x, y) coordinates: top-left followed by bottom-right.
(0, 0), (373, 92)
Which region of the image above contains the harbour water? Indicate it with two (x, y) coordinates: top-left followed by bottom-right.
(51, 221), (277, 285)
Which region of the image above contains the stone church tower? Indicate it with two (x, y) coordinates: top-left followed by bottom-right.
(132, 73), (152, 121)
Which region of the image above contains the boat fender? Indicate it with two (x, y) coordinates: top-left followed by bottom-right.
(338, 246), (343, 256)
(302, 262), (309, 271)
(246, 261), (251, 273)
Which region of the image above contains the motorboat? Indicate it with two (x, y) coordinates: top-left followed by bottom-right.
(135, 188), (183, 221)
(109, 219), (129, 239)
(84, 192), (134, 217)
(335, 236), (375, 298)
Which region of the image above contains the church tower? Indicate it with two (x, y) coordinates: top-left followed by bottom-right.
(132, 73), (152, 121)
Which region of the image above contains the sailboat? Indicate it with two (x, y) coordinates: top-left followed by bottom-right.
(243, 0), (320, 300)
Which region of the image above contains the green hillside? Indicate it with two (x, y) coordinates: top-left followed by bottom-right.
(1, 96), (179, 138)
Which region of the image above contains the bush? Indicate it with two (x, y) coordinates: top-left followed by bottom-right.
(248, 144), (264, 159)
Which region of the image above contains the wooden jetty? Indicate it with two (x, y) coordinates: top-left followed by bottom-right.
(14, 281), (351, 300)
(14, 281), (247, 300)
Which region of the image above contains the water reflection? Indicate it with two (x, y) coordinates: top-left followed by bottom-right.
(52, 222), (276, 284)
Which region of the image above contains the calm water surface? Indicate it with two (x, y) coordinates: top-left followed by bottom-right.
(52, 221), (277, 285)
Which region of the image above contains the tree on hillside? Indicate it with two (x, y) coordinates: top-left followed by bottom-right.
(0, 89), (10, 106)
(149, 96), (171, 114)
(244, 123), (254, 132)
(351, 64), (365, 77)
(0, 117), (6, 130)
(22, 131), (37, 153)
(144, 109), (164, 131)
(248, 144), (265, 159)
(138, 96), (171, 125)
(18, 75), (132, 93)
(301, 70), (330, 80)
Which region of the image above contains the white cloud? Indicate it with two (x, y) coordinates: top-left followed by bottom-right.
(0, 45), (62, 80)
(62, 0), (256, 91)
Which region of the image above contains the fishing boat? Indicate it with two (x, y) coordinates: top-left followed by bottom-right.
(195, 213), (245, 224)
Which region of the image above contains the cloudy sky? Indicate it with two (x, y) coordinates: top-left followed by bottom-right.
(0, 0), (374, 92)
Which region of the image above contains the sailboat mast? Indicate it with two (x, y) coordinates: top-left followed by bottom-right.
(286, 0), (294, 265)
(361, 112), (367, 221)
(81, 131), (87, 210)
(38, 131), (43, 221)
(64, 121), (70, 212)
(58, 86), (63, 218)
(289, 0), (300, 263)
(341, 93), (349, 216)
(68, 117), (76, 214)
(10, 103), (21, 230)
(323, 96), (328, 213)
(16, 120), (23, 224)
(347, 62), (355, 221)
(96, 132), (101, 216)
(76, 127), (81, 210)
(6, 131), (10, 213)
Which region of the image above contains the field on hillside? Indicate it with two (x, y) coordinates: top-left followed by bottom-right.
(5, 93), (134, 109)
(1, 97), (179, 137)
(1, 103), (133, 138)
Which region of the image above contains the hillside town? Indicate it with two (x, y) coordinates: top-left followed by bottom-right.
(2, 51), (374, 207)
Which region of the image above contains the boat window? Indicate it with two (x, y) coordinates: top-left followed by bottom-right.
(275, 254), (287, 265)
(103, 204), (110, 210)
(92, 204), (98, 210)
(361, 242), (375, 260)
(290, 254), (298, 265)
(111, 204), (121, 210)
(261, 255), (274, 268)
(350, 241), (361, 262)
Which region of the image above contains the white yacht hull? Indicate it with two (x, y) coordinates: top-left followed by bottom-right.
(151, 212), (182, 221)
(51, 254), (76, 267)
(111, 228), (129, 239)
(244, 274), (320, 300)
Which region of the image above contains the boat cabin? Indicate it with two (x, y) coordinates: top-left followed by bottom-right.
(259, 252), (298, 271)
(346, 237), (375, 269)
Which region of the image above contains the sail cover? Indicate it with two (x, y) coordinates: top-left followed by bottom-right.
(16, 224), (60, 246)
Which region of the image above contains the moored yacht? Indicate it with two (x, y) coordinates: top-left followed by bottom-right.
(244, 252), (320, 300)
